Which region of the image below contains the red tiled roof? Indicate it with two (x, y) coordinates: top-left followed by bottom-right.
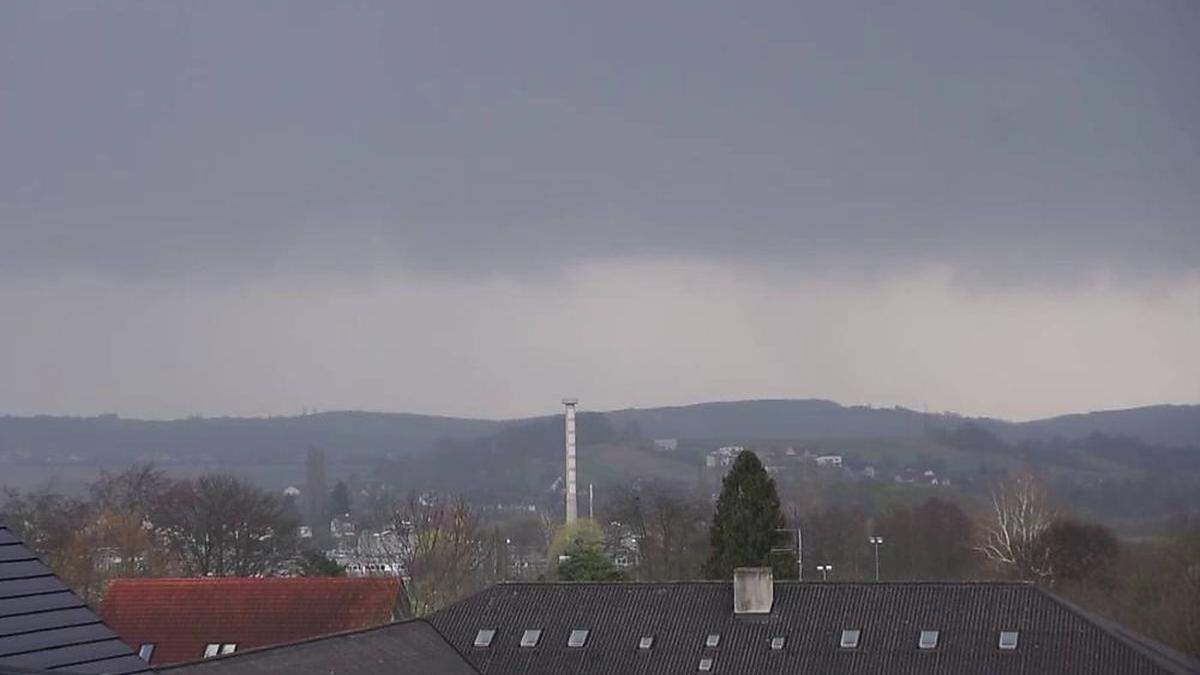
(101, 577), (403, 666)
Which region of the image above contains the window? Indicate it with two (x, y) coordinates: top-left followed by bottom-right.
(220, 643), (237, 655)
(520, 629), (542, 648)
(771, 636), (785, 650)
(840, 630), (861, 649)
(474, 629), (496, 648)
(568, 629), (589, 647)
(203, 644), (220, 658)
(999, 631), (1019, 650)
(919, 630), (939, 650)
(705, 633), (720, 648)
(698, 657), (714, 671)
(639, 636), (654, 650)
(137, 644), (155, 662)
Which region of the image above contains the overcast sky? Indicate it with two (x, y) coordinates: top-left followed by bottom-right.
(1, 1), (1197, 421)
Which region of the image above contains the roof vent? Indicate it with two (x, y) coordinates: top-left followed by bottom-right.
(733, 567), (773, 614)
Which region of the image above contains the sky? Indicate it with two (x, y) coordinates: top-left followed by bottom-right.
(1, 1), (1198, 421)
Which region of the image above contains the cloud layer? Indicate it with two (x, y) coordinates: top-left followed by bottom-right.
(1, 2), (1197, 419)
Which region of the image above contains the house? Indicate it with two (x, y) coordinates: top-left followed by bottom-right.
(815, 454), (843, 467)
(1, 522), (151, 674)
(426, 572), (1199, 674)
(101, 577), (405, 666)
(705, 446), (745, 468)
(652, 438), (678, 452)
(160, 619), (475, 675)
(158, 568), (1199, 674)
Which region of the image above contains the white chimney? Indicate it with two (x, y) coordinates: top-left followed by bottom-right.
(563, 398), (579, 523)
(733, 567), (774, 614)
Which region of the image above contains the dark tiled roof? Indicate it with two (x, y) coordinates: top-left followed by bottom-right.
(158, 619), (476, 675)
(0, 524), (151, 674)
(427, 581), (1200, 674)
(101, 577), (402, 667)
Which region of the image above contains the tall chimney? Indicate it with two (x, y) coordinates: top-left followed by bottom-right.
(563, 398), (579, 523)
(733, 567), (774, 614)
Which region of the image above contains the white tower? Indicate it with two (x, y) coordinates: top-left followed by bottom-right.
(563, 398), (579, 523)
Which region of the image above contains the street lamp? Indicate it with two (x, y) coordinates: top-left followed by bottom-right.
(869, 536), (884, 581)
(816, 564), (833, 581)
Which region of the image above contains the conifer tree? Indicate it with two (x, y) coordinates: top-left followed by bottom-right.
(704, 450), (792, 579)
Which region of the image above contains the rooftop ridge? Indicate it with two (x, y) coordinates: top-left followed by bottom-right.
(157, 616), (432, 669)
(1034, 585), (1200, 674)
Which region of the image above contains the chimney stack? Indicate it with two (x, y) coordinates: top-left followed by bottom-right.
(733, 567), (774, 614)
(562, 398), (579, 523)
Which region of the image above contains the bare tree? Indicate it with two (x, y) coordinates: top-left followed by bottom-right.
(977, 471), (1056, 580)
(606, 481), (709, 581)
(390, 493), (485, 615)
(155, 474), (298, 577)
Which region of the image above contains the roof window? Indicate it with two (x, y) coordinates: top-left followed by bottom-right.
(568, 629), (589, 647)
(699, 657), (714, 671)
(999, 631), (1019, 650)
(639, 636), (654, 650)
(520, 629), (542, 648)
(474, 629), (496, 648)
(771, 636), (785, 650)
(203, 644), (220, 658)
(840, 629), (860, 649)
(705, 633), (720, 648)
(220, 643), (237, 655)
(137, 644), (155, 662)
(919, 630), (939, 650)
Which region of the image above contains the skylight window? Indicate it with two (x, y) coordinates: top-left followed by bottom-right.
(203, 644), (220, 658)
(999, 631), (1019, 650)
(137, 644), (155, 662)
(220, 644), (237, 655)
(771, 636), (785, 650)
(919, 630), (939, 650)
(639, 636), (654, 650)
(705, 633), (720, 648)
(840, 630), (861, 649)
(698, 657), (714, 671)
(568, 629), (589, 647)
(474, 629), (496, 648)
(521, 629), (542, 648)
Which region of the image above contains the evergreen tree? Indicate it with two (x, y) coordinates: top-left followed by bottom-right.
(329, 481), (352, 516)
(704, 450), (791, 579)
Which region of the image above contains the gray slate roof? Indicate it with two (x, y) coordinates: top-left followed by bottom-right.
(427, 581), (1200, 674)
(0, 524), (151, 674)
(159, 619), (475, 675)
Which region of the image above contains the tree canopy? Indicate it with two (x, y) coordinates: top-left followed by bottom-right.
(704, 450), (791, 579)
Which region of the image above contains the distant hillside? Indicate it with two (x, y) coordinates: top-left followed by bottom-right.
(0, 411), (502, 464)
(1001, 405), (1200, 447)
(1, 400), (1196, 466)
(604, 399), (944, 440)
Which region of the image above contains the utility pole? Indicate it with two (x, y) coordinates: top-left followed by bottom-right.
(588, 483), (594, 520)
(869, 536), (884, 581)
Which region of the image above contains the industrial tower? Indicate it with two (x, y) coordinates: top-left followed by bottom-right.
(563, 398), (578, 523)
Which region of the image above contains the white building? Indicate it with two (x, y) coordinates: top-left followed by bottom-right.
(815, 455), (843, 467)
(706, 446), (745, 468)
(653, 438), (679, 452)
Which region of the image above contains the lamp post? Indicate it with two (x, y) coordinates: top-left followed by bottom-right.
(869, 536), (884, 581)
(816, 564), (833, 581)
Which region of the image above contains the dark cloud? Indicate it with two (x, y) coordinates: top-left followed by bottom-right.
(1, 2), (1197, 420)
(1, 1), (1197, 284)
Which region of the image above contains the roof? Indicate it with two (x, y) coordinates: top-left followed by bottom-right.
(101, 577), (401, 666)
(0, 523), (151, 674)
(158, 619), (476, 675)
(426, 581), (1200, 674)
